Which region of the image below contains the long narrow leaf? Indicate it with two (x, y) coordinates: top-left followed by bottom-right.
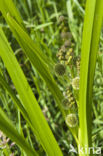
(86, 0), (103, 147)
(0, 108), (38, 156)
(0, 0), (23, 27)
(0, 27), (63, 156)
(0, 74), (29, 121)
(0, 0), (54, 68)
(79, 0), (96, 149)
(6, 13), (65, 118)
(0, 0), (66, 118)
(79, 0), (103, 154)
(0, 73), (47, 152)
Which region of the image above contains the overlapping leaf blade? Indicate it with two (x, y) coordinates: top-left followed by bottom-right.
(0, 0), (65, 118)
(0, 27), (63, 156)
(6, 14), (65, 118)
(79, 0), (103, 155)
(0, 74), (29, 121)
(0, 108), (38, 156)
(0, 0), (23, 27)
(86, 0), (103, 147)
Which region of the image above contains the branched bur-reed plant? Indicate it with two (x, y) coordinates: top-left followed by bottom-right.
(0, 0), (103, 155)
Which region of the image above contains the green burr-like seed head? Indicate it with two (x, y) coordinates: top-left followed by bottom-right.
(58, 15), (65, 23)
(72, 77), (80, 90)
(64, 40), (71, 47)
(65, 114), (78, 127)
(55, 63), (66, 76)
(62, 98), (70, 110)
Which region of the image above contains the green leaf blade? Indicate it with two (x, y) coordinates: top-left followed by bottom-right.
(0, 108), (38, 156)
(0, 27), (63, 156)
(6, 13), (65, 118)
(79, 0), (103, 155)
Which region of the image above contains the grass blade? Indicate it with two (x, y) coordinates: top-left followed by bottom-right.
(6, 13), (65, 118)
(87, 0), (103, 147)
(79, 0), (103, 154)
(0, 0), (23, 27)
(0, 74), (29, 121)
(0, 27), (63, 156)
(0, 0), (65, 119)
(0, 108), (38, 156)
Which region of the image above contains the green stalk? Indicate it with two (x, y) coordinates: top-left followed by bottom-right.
(79, 0), (103, 155)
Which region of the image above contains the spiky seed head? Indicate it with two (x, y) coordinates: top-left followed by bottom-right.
(65, 114), (78, 127)
(72, 77), (80, 90)
(60, 45), (66, 53)
(61, 32), (67, 39)
(55, 63), (66, 76)
(62, 98), (71, 110)
(58, 15), (65, 23)
(64, 40), (71, 47)
(66, 32), (72, 38)
(61, 32), (72, 39)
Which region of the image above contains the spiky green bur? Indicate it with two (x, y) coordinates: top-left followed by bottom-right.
(62, 98), (71, 110)
(55, 63), (66, 76)
(58, 15), (65, 23)
(72, 77), (80, 90)
(65, 114), (78, 127)
(64, 40), (71, 48)
(61, 32), (72, 40)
